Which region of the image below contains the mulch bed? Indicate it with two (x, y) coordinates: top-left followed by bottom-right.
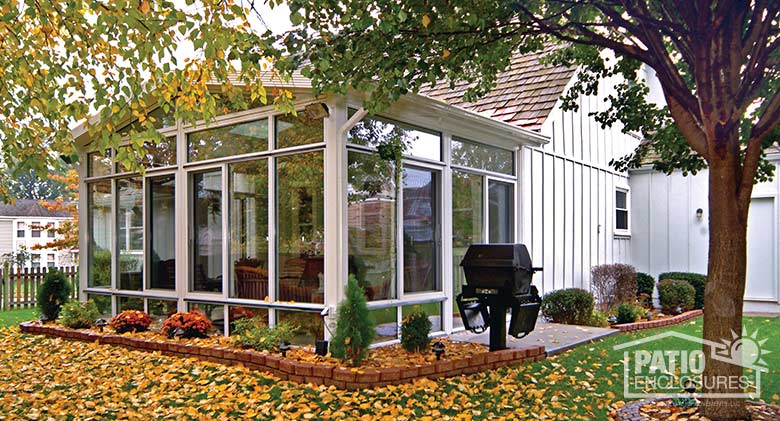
(616, 398), (780, 420)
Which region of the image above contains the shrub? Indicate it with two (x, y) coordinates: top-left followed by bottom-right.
(540, 288), (595, 325)
(36, 269), (73, 321)
(636, 272), (655, 305)
(331, 275), (375, 366)
(615, 302), (645, 324)
(231, 318), (297, 352)
(657, 279), (695, 314)
(400, 311), (432, 353)
(591, 264), (637, 310)
(161, 312), (213, 339)
(110, 310), (152, 333)
(587, 309), (610, 327)
(659, 272), (707, 309)
(58, 300), (100, 329)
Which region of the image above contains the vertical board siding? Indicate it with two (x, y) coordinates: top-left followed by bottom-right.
(0, 220), (13, 255)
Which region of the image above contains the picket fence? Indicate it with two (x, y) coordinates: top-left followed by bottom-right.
(0, 266), (79, 311)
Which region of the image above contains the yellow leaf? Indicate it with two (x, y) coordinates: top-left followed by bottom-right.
(422, 15), (431, 28)
(442, 49), (451, 59)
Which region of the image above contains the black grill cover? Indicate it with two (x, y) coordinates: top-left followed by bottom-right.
(460, 244), (534, 295)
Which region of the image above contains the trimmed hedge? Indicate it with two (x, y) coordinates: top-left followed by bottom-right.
(657, 279), (695, 313)
(659, 272), (707, 309)
(541, 288), (595, 325)
(636, 272), (655, 297)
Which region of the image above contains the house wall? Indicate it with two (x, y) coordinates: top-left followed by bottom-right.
(521, 73), (639, 295)
(0, 220), (12, 256)
(629, 160), (780, 312)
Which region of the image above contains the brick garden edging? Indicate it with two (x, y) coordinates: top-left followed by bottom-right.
(611, 309), (703, 333)
(19, 322), (545, 390)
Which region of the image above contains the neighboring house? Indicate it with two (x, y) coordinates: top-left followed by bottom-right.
(0, 199), (78, 269)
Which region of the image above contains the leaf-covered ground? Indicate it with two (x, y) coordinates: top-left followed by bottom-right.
(0, 317), (777, 420)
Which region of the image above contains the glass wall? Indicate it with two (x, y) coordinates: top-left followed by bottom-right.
(148, 175), (176, 290)
(451, 138), (514, 175)
(403, 167), (439, 293)
(348, 114), (441, 161)
(277, 151), (325, 304)
(276, 113), (324, 148)
(88, 181), (112, 288)
(229, 160), (269, 300)
(451, 171), (484, 328)
(188, 119), (269, 162)
(117, 177), (143, 290)
(191, 170), (223, 293)
(488, 180), (514, 243)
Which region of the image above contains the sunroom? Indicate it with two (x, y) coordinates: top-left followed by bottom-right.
(75, 88), (547, 346)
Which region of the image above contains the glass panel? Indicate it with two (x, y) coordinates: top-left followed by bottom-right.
(148, 175), (176, 290)
(88, 181), (112, 288)
(228, 306), (269, 334)
(488, 180), (514, 243)
(370, 307), (398, 344)
(617, 210), (629, 230)
(230, 160), (269, 300)
(188, 302), (224, 333)
(87, 294), (112, 319)
(347, 151), (397, 301)
(451, 138), (514, 175)
(118, 107), (176, 135)
(88, 150), (112, 177)
(403, 167), (439, 293)
(276, 310), (323, 346)
(117, 137), (177, 171)
(402, 303), (442, 332)
(276, 113), (324, 149)
(148, 299), (178, 327)
(191, 170), (223, 293)
(117, 295), (144, 312)
(451, 171), (484, 329)
(188, 119), (269, 162)
(117, 178), (143, 290)
(616, 190), (627, 209)
(277, 152), (324, 304)
(348, 115), (441, 161)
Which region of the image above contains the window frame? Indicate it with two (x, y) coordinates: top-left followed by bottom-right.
(615, 187), (631, 236)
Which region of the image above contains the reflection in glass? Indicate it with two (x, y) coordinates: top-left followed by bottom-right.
(149, 175), (176, 290)
(228, 306), (269, 334)
(188, 119), (269, 162)
(118, 178), (143, 290)
(117, 137), (177, 171)
(188, 302), (224, 333)
(402, 303), (442, 332)
(87, 294), (112, 319)
(191, 170), (223, 293)
(148, 299), (177, 327)
(370, 308), (397, 344)
(276, 113), (324, 149)
(403, 167), (439, 293)
(117, 295), (144, 312)
(451, 138), (514, 175)
(347, 151), (396, 301)
(616, 190), (628, 230)
(277, 152), (324, 304)
(348, 114), (441, 161)
(276, 310), (323, 346)
(451, 171), (484, 328)
(488, 180), (514, 243)
(88, 150), (112, 177)
(230, 160), (269, 300)
(88, 181), (112, 288)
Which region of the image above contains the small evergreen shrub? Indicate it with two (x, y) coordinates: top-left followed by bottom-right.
(587, 309), (610, 328)
(659, 272), (707, 309)
(58, 300), (100, 329)
(400, 311), (432, 353)
(161, 312), (213, 339)
(591, 264), (637, 310)
(331, 275), (375, 366)
(657, 279), (695, 313)
(231, 318), (296, 352)
(636, 272), (655, 306)
(615, 302), (645, 324)
(110, 310), (152, 333)
(540, 288), (595, 325)
(36, 269), (73, 321)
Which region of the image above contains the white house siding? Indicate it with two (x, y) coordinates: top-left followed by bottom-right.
(629, 160), (780, 312)
(521, 74), (639, 295)
(0, 220), (12, 255)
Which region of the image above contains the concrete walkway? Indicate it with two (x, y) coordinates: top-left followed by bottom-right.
(449, 320), (618, 356)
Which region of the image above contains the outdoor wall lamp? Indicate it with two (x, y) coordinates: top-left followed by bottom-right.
(432, 342), (446, 360)
(696, 208), (704, 220)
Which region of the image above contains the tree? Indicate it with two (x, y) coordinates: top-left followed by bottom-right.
(33, 169), (79, 251)
(276, 1), (780, 419)
(0, 0), (292, 203)
(4, 168), (68, 201)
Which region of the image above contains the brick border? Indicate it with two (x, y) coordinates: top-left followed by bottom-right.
(19, 322), (545, 390)
(611, 309), (703, 332)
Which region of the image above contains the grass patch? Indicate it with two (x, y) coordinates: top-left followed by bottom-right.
(0, 308), (37, 327)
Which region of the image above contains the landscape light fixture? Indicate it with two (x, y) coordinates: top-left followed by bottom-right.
(608, 315), (618, 325)
(95, 318), (108, 333)
(39, 314), (48, 324)
(645, 311), (653, 321)
(432, 342), (446, 360)
(278, 340), (291, 358)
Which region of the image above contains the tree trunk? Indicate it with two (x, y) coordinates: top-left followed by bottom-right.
(699, 159), (751, 420)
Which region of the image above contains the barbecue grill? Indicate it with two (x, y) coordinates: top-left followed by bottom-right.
(456, 244), (542, 351)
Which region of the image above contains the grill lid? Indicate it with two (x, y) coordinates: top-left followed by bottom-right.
(460, 243), (533, 271)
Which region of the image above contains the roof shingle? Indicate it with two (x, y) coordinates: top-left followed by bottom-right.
(0, 199), (71, 218)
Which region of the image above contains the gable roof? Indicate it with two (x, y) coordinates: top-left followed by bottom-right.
(420, 47), (576, 131)
(0, 199), (71, 218)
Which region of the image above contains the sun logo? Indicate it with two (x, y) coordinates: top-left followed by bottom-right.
(716, 329), (770, 368)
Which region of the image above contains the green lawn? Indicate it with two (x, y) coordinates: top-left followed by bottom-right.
(0, 315), (777, 419)
(0, 308), (37, 327)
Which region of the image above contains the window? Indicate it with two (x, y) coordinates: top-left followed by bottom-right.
(117, 137), (177, 171)
(451, 138), (515, 175)
(451, 171), (484, 328)
(229, 160), (269, 300)
(31, 254), (40, 268)
(117, 178), (143, 290)
(348, 114), (441, 161)
(191, 170), (223, 293)
(47, 253), (55, 268)
(148, 175), (176, 290)
(616, 189), (629, 232)
(188, 302), (225, 333)
(148, 299), (177, 327)
(403, 166), (440, 293)
(47, 222), (56, 238)
(488, 181), (514, 243)
(188, 119), (269, 162)
(88, 149), (112, 177)
(276, 310), (323, 346)
(16, 222), (24, 238)
(87, 181), (112, 288)
(30, 222), (41, 238)
(117, 295), (144, 312)
(276, 113), (324, 148)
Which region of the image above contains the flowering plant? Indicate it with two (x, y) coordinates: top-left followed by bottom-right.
(110, 310), (152, 334)
(161, 312), (213, 339)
